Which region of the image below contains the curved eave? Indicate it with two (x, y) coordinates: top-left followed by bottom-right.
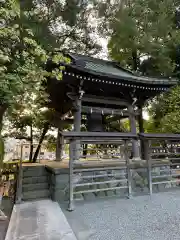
(62, 63), (178, 87)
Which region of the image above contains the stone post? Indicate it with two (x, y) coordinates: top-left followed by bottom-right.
(138, 106), (145, 159)
(144, 139), (152, 195)
(128, 105), (140, 159)
(73, 98), (81, 161)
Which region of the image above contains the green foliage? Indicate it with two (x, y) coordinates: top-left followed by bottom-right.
(148, 86), (180, 133)
(20, 0), (101, 54)
(0, 0), (62, 163)
(44, 135), (56, 152)
(0, 0), (102, 164)
(0, 0), (71, 120)
(1, 0), (100, 113)
(0, 0), (103, 163)
(108, 0), (180, 75)
(102, 0), (180, 134)
(0, 0), (47, 108)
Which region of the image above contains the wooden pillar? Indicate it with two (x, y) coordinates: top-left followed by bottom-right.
(128, 105), (140, 159)
(56, 128), (64, 161)
(138, 107), (145, 159)
(138, 107), (144, 133)
(74, 99), (81, 132)
(73, 98), (81, 161)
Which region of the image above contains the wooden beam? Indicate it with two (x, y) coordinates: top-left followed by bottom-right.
(82, 106), (129, 116)
(82, 94), (130, 107)
(51, 118), (86, 128)
(61, 131), (138, 140)
(82, 106), (140, 117)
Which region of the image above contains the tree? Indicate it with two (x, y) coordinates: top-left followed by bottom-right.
(44, 135), (56, 152)
(149, 86), (180, 133)
(1, 0), (104, 165)
(5, 96), (52, 162)
(21, 0), (101, 55)
(0, 0), (67, 163)
(102, 0), (180, 136)
(107, 0), (180, 76)
(0, 0), (43, 163)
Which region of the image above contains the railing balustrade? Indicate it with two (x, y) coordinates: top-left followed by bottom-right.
(60, 132), (180, 210)
(62, 132), (142, 211)
(140, 133), (180, 195)
(11, 132), (180, 209)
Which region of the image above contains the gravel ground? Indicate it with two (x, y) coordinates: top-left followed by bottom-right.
(62, 192), (180, 240)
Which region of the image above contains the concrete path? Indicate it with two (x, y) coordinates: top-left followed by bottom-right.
(0, 198), (14, 240)
(0, 220), (8, 240)
(5, 200), (77, 240)
(62, 192), (180, 240)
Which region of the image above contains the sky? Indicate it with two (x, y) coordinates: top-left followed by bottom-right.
(97, 37), (109, 59)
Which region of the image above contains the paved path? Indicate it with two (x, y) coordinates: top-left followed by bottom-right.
(62, 192), (180, 240)
(5, 200), (77, 240)
(0, 221), (8, 240)
(0, 198), (13, 240)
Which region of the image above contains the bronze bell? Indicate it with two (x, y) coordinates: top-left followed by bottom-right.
(87, 112), (104, 132)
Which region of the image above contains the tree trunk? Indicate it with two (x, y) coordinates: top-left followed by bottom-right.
(32, 123), (49, 163)
(132, 50), (138, 71)
(0, 105), (7, 171)
(0, 105), (7, 132)
(29, 125), (33, 162)
(56, 129), (64, 161)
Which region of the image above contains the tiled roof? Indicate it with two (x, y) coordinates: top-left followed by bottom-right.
(84, 61), (134, 79)
(68, 53), (178, 85)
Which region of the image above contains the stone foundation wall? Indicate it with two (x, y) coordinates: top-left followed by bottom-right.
(46, 166), (129, 202)
(151, 166), (179, 192)
(22, 166), (50, 201)
(46, 165), (180, 203)
(46, 167), (69, 202)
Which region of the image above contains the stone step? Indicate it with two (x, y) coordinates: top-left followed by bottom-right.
(5, 200), (77, 240)
(22, 189), (50, 201)
(22, 182), (49, 192)
(22, 176), (48, 185)
(23, 166), (47, 177)
(22, 165), (45, 171)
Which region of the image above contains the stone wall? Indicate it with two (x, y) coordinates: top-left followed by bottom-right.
(46, 166), (129, 202)
(151, 166), (179, 192)
(22, 166), (50, 201)
(46, 164), (180, 203)
(46, 167), (69, 202)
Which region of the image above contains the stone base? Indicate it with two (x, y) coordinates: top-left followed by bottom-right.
(46, 164), (179, 203)
(5, 200), (77, 240)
